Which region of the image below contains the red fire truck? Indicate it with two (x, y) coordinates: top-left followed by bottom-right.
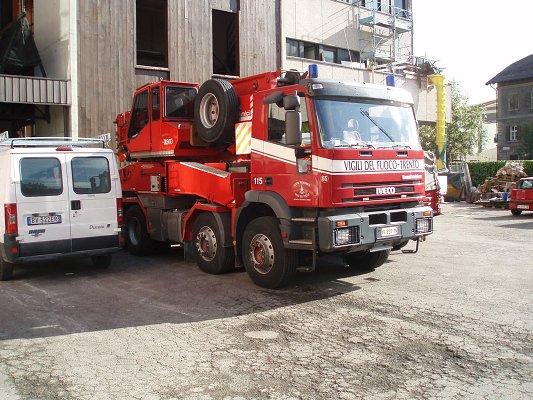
(116, 67), (433, 288)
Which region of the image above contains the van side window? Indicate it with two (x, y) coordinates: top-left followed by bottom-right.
(20, 158), (63, 197)
(128, 90), (149, 138)
(72, 157), (111, 194)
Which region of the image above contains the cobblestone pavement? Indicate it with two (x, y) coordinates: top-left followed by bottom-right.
(0, 203), (532, 399)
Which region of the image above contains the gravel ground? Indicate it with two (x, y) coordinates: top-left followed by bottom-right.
(0, 202), (531, 399)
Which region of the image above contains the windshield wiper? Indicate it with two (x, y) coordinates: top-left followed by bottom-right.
(332, 142), (375, 149)
(360, 109), (395, 142)
(375, 144), (412, 149)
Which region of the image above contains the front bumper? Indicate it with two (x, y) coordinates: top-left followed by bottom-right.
(317, 206), (433, 252)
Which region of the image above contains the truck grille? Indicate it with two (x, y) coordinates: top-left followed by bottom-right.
(341, 180), (422, 203)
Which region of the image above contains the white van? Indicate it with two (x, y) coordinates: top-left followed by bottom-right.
(0, 137), (123, 280)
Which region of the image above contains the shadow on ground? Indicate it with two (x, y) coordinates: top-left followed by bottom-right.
(0, 247), (383, 340)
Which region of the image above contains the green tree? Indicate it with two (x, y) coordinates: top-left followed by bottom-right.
(419, 124), (436, 153)
(446, 82), (485, 163)
(418, 82), (485, 165)
(519, 124), (533, 159)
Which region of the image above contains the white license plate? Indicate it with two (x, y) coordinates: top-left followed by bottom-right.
(517, 205), (529, 210)
(379, 226), (399, 238)
(27, 215), (62, 225)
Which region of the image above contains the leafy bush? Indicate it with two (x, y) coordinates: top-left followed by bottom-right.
(467, 161), (533, 187)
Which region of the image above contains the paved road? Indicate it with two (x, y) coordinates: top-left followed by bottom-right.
(0, 203), (532, 399)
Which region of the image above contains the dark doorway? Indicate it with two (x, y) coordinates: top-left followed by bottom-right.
(212, 9), (239, 76)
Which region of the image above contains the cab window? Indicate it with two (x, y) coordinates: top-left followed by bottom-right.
(267, 96), (310, 145)
(128, 90), (149, 138)
(71, 157), (111, 194)
(165, 86), (196, 118)
(20, 158), (63, 197)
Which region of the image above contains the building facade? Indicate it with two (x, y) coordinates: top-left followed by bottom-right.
(0, 0), (449, 145)
(486, 54), (533, 160)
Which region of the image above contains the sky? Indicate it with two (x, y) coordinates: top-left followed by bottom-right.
(412, 0), (532, 105)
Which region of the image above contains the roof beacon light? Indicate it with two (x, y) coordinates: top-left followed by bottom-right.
(308, 64), (319, 79)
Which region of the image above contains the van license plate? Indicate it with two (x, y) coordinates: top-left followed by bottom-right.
(27, 215), (62, 225)
(378, 226), (399, 238)
(517, 205), (529, 210)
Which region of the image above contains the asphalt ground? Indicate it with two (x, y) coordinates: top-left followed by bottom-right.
(0, 202), (532, 399)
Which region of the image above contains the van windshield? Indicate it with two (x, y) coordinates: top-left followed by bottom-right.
(314, 99), (420, 149)
(71, 157), (111, 194)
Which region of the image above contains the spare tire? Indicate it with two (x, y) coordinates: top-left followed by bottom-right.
(194, 79), (239, 144)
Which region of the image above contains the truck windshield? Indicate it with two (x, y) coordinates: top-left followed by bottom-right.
(314, 98), (420, 149)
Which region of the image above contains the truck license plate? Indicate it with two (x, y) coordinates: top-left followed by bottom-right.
(517, 205), (529, 210)
(27, 215), (62, 225)
(378, 225), (399, 238)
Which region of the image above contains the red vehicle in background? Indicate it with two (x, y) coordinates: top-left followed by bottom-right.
(115, 66), (433, 288)
(510, 177), (533, 215)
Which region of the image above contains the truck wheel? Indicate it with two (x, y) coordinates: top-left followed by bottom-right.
(192, 212), (234, 274)
(242, 217), (297, 289)
(125, 206), (155, 256)
(511, 209), (522, 216)
(194, 79), (239, 144)
(91, 254), (112, 269)
(345, 250), (390, 270)
(0, 259), (14, 281)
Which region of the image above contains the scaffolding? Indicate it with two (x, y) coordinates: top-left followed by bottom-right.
(355, 0), (413, 71)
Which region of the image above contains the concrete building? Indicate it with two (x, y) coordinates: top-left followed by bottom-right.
(486, 54), (533, 160)
(466, 99), (497, 161)
(0, 0), (448, 144)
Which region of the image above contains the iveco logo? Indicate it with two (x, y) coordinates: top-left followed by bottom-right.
(376, 187), (396, 195)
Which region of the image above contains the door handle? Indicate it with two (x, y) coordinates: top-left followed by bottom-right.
(71, 200), (81, 210)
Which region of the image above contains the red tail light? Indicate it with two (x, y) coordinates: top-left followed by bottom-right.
(4, 203), (18, 234)
(116, 198), (123, 225)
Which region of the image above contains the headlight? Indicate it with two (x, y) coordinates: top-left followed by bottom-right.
(334, 226), (359, 246)
(416, 218), (432, 234)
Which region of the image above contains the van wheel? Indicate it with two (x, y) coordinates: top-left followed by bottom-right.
(242, 217), (297, 289)
(92, 254), (112, 269)
(194, 79), (239, 144)
(125, 206), (155, 256)
(0, 259), (14, 281)
(345, 250), (390, 270)
(192, 212), (234, 274)
(511, 209), (522, 216)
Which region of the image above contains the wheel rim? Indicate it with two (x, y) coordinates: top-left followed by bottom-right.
(248, 234), (275, 275)
(199, 93), (219, 128)
(196, 225), (217, 262)
(128, 217), (142, 246)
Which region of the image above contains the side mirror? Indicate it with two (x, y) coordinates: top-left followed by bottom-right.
(283, 93), (300, 111)
(285, 110), (302, 145)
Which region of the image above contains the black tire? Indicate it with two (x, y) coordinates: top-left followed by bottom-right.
(192, 212), (235, 274)
(194, 79), (239, 144)
(0, 259), (14, 281)
(511, 209), (522, 216)
(241, 216), (297, 289)
(125, 206), (156, 256)
(345, 250), (390, 270)
(91, 254), (112, 269)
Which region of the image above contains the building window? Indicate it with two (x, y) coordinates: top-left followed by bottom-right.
(286, 39), (360, 64)
(212, 9), (239, 76)
(508, 93), (519, 111)
(508, 125), (519, 142)
(136, 0), (167, 67)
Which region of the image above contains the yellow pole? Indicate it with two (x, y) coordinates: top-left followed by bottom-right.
(429, 74), (446, 170)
